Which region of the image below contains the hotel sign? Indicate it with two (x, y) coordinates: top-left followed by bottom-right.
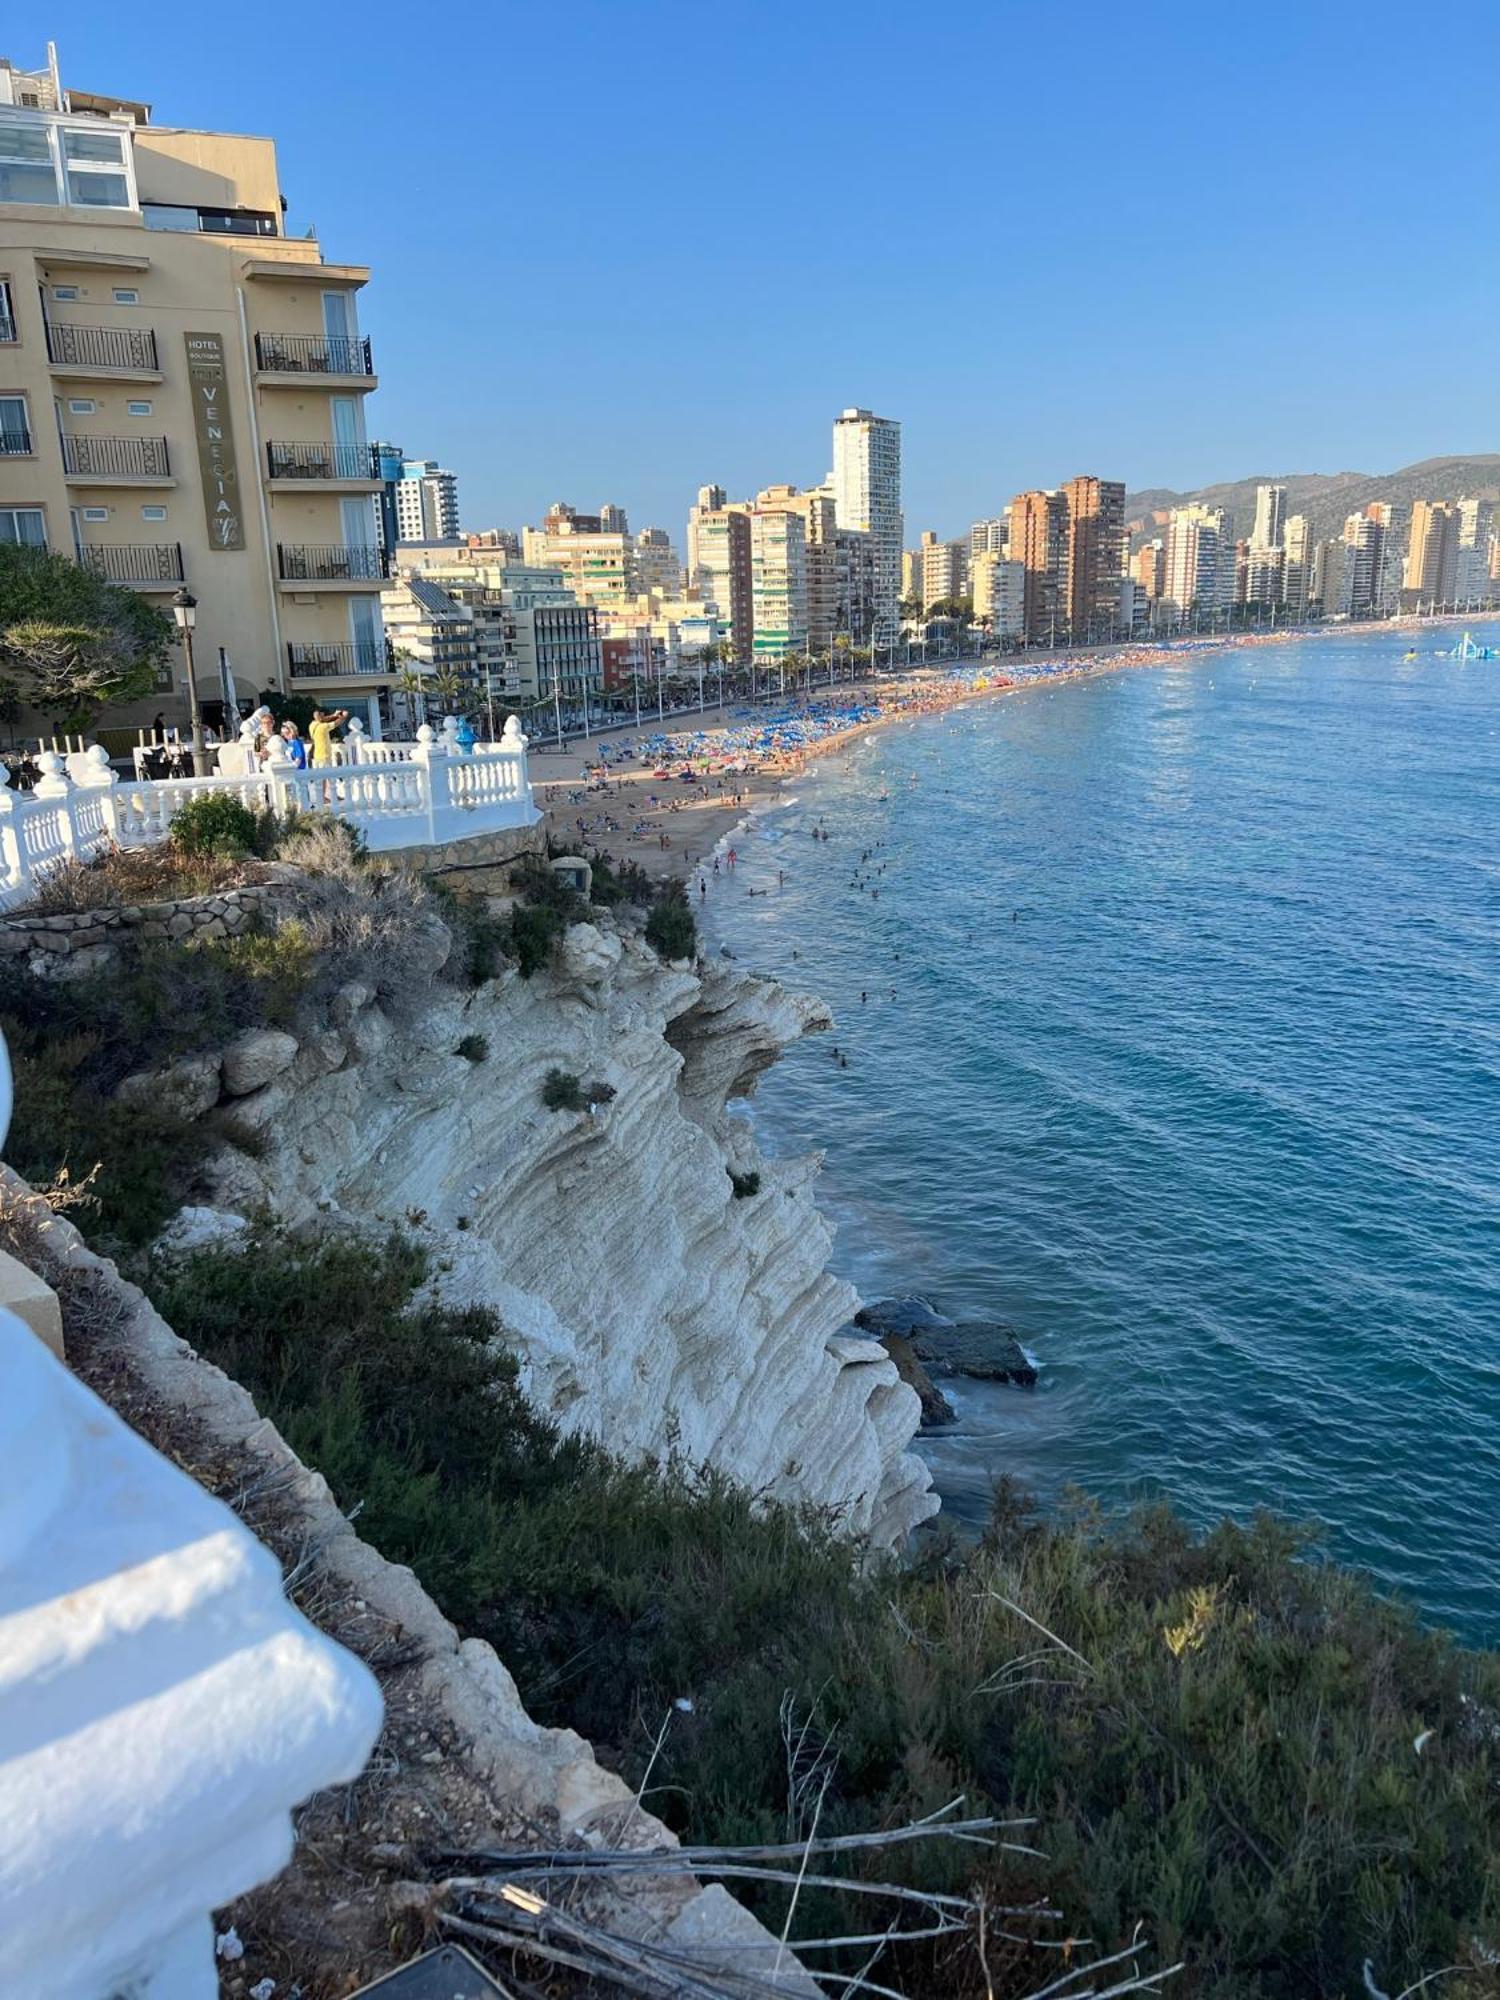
(184, 331), (245, 551)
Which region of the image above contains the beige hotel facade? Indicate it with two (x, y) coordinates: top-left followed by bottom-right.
(0, 46), (394, 735)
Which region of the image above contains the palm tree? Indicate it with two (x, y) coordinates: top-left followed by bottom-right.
(392, 647), (429, 732)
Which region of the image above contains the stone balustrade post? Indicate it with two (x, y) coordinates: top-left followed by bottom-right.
(411, 723), (443, 840)
(31, 751), (79, 862)
(0, 1036), (383, 1998)
(344, 716), (366, 765)
(0, 771), (22, 900)
(74, 744), (121, 843)
(501, 714), (536, 817)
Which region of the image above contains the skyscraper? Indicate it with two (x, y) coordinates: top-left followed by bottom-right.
(831, 408), (902, 643)
(1454, 498), (1495, 604)
(694, 506), (752, 660)
(1132, 539), (1165, 603)
(1059, 476), (1126, 639)
(1404, 502), (1458, 608)
(395, 460), (461, 543)
(1006, 490), (1068, 640)
(1250, 483), (1287, 551)
(686, 483), (727, 588)
(749, 503), (807, 665)
(1282, 515), (1311, 619)
(1163, 506), (1235, 618)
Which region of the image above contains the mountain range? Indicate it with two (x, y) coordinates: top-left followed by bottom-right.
(1123, 454), (1500, 548)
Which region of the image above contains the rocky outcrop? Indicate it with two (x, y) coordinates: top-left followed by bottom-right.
(187, 912), (936, 1545)
(857, 1297), (1038, 1388)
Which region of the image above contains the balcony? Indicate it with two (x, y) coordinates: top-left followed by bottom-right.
(45, 322), (161, 377)
(77, 543), (184, 587)
(287, 639), (393, 679)
(0, 427), (32, 456)
(254, 332), (375, 385)
(265, 440), (379, 485)
(61, 434), (172, 481)
(277, 543), (388, 588)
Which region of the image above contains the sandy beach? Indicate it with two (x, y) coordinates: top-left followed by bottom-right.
(530, 615), (1486, 882)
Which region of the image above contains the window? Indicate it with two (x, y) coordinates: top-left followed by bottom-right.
(0, 279), (14, 342)
(126, 399), (152, 417)
(0, 118), (56, 205)
(81, 506), (109, 522)
(0, 509), (46, 546)
(112, 287), (140, 306)
(141, 506), (167, 522)
(0, 394), (29, 453)
(67, 398), (96, 415)
(52, 285), (80, 302)
(62, 127), (129, 208)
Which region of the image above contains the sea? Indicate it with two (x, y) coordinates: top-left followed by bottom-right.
(706, 625), (1500, 1645)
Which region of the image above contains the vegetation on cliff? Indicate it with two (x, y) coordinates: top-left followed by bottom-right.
(153, 1223), (1500, 2000)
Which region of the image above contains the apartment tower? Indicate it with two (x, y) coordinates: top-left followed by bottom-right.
(1059, 475), (1126, 639)
(1006, 489), (1067, 641)
(1250, 483), (1287, 550)
(830, 407), (901, 643)
(0, 45), (391, 730)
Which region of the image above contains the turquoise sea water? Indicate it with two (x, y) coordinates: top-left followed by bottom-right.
(708, 626), (1500, 1643)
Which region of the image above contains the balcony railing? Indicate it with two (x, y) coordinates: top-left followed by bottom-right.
(265, 440), (379, 481)
(254, 332), (373, 377)
(61, 434), (171, 478)
(287, 639), (393, 678)
(77, 543), (184, 584)
(45, 322), (160, 372)
(0, 428), (32, 455)
(277, 543), (387, 582)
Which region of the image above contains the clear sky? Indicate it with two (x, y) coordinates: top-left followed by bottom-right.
(38, 0), (1500, 543)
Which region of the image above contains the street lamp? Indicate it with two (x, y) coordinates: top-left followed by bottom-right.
(171, 587), (211, 777)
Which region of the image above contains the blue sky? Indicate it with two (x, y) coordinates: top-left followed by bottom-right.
(40, 1), (1500, 542)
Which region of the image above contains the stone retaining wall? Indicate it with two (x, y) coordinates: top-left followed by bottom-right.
(380, 819), (545, 879)
(0, 887), (274, 976)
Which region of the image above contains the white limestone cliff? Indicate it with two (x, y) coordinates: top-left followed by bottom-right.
(197, 914), (936, 1544)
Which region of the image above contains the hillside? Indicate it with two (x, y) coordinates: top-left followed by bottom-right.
(1125, 453), (1500, 547)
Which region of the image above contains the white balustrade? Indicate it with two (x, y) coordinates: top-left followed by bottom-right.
(0, 1037), (383, 1998)
(0, 722), (537, 906)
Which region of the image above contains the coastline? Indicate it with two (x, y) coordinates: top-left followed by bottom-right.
(534, 611), (1479, 883)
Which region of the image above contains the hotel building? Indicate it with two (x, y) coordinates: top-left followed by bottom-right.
(0, 45), (394, 731)
(830, 407), (901, 643)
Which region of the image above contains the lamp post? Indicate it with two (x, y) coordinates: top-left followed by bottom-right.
(171, 587), (211, 777)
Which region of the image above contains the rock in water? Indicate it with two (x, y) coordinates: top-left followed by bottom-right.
(854, 1296), (955, 1340)
(875, 1332), (955, 1427)
(911, 1318), (1037, 1386)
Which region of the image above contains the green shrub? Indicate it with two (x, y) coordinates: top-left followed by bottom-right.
(729, 1168), (760, 1198)
(587, 852), (653, 906)
(541, 1067), (585, 1112)
(455, 1033), (489, 1064)
(510, 853), (585, 922)
(148, 1226), (1500, 2000)
(644, 884), (697, 963)
(170, 792), (259, 859)
(506, 902), (564, 978)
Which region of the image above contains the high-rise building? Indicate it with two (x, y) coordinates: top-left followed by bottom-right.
(0, 42), (393, 731)
(1162, 506), (1235, 618)
(523, 504), (637, 610)
(1338, 513), (1383, 618)
(969, 516), (1008, 558)
(748, 503), (807, 664)
(599, 501), (628, 535)
(1364, 502), (1408, 617)
(1244, 545), (1285, 608)
(917, 528), (966, 609)
(1250, 483), (1287, 551)
(686, 482), (726, 588)
(693, 506), (752, 660)
(1309, 537), (1344, 615)
(1059, 475), (1126, 639)
(900, 548), (923, 606)
(1006, 489), (1067, 640)
(830, 407), (901, 642)
(1282, 515), (1311, 619)
(634, 527), (681, 598)
(1454, 498), (1495, 604)
(1404, 501), (1458, 609)
(1132, 539), (1165, 602)
(971, 551), (1025, 637)
(394, 459), (460, 544)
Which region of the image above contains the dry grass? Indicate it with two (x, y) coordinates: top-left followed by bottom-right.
(23, 844), (253, 914)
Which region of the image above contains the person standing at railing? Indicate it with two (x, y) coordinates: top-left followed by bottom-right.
(308, 707), (350, 768)
(278, 721), (308, 770)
